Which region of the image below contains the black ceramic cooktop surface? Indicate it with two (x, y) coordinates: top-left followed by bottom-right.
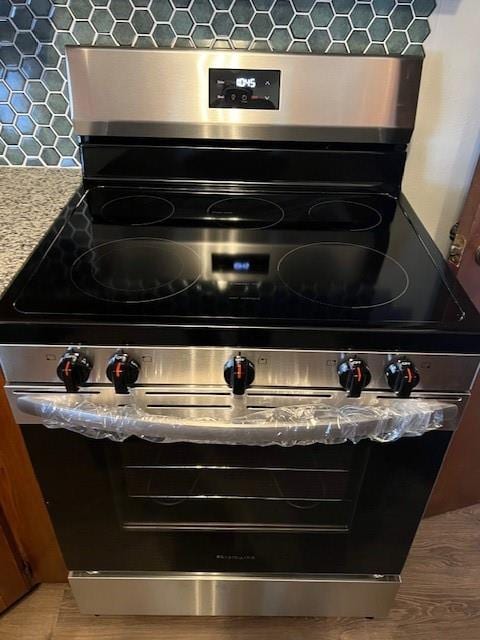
(13, 186), (465, 326)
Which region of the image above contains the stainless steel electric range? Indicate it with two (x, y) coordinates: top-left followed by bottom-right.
(1, 48), (480, 618)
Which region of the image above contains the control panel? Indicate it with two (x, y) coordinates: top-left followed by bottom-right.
(1, 346), (477, 395)
(209, 68), (281, 110)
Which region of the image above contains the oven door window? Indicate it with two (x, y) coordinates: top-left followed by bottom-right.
(109, 441), (369, 532)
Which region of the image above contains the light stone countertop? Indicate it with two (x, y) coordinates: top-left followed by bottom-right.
(0, 167), (81, 296)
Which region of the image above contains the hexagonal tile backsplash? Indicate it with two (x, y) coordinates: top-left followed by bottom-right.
(0, 0), (435, 167)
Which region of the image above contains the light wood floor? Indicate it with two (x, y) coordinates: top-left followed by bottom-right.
(1, 505), (479, 640)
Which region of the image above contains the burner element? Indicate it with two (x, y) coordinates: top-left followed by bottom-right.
(308, 201), (382, 231)
(206, 197), (284, 229)
(100, 195), (175, 226)
(277, 243), (409, 309)
(71, 238), (201, 303)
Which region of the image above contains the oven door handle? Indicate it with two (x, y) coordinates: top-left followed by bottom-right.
(17, 394), (458, 446)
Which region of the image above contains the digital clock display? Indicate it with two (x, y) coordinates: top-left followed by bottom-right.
(212, 254), (270, 274)
(209, 69), (281, 110)
(236, 77), (256, 89)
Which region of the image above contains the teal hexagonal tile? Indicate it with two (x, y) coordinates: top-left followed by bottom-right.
(390, 5), (414, 29)
(13, 32), (36, 57)
(41, 147), (61, 166)
(55, 136), (76, 156)
(250, 39), (271, 51)
(329, 16), (352, 40)
(91, 9), (114, 34)
(6, 147), (26, 165)
(268, 26), (292, 51)
(212, 0), (233, 8)
(350, 3), (373, 28)
(212, 11), (233, 37)
(367, 42), (386, 55)
(69, 0), (92, 19)
(290, 14), (312, 39)
(328, 42), (348, 53)
(171, 10), (193, 36)
(0, 104), (15, 123)
(52, 6), (74, 30)
(408, 18), (430, 43)
(271, 0), (294, 26)
(0, 46), (21, 68)
(10, 92), (31, 113)
(25, 80), (48, 102)
(42, 69), (63, 91)
(112, 22), (136, 45)
(213, 38), (232, 48)
(20, 57), (43, 80)
(192, 24), (215, 47)
(131, 10), (154, 34)
(32, 19), (55, 44)
(10, 6), (34, 30)
(292, 0), (314, 12)
(230, 26), (252, 49)
(19, 135), (41, 156)
(37, 45), (60, 68)
(29, 0), (51, 17)
(250, 13), (273, 38)
(404, 43), (425, 56)
(15, 114), (35, 134)
(135, 35), (155, 47)
(347, 30), (370, 53)
(2, 125), (20, 144)
(150, 1), (174, 21)
(72, 21), (96, 45)
(4, 70), (25, 91)
(231, 0), (255, 25)
(51, 115), (72, 136)
(190, 0), (214, 23)
(372, 0), (395, 17)
(368, 17), (390, 41)
(332, 0), (354, 15)
(0, 83), (10, 101)
(289, 40), (309, 52)
(0, 20), (14, 43)
(47, 92), (68, 114)
(31, 103), (53, 124)
(110, 0), (134, 20)
(386, 30), (408, 54)
(412, 0), (436, 18)
(94, 34), (116, 45)
(152, 23), (176, 46)
(36, 126), (56, 146)
(307, 28), (330, 53)
(174, 37), (194, 47)
(310, 2), (333, 28)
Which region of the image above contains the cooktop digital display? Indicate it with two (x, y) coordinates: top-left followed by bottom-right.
(209, 68), (280, 110)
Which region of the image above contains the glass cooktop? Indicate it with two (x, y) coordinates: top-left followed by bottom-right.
(13, 186), (464, 325)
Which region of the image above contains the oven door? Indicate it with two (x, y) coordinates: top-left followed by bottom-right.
(13, 387), (460, 579)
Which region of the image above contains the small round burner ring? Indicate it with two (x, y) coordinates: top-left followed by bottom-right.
(206, 197), (285, 229)
(71, 238), (201, 304)
(100, 195), (175, 226)
(308, 200), (382, 232)
(277, 242), (409, 309)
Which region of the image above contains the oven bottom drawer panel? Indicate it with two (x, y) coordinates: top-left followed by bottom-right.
(69, 571), (400, 617)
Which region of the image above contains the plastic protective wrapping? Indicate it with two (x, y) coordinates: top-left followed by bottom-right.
(17, 394), (457, 447)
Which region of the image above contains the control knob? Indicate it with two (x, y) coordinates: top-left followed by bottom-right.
(224, 354), (255, 396)
(57, 350), (92, 393)
(385, 358), (419, 398)
(106, 353), (140, 395)
(338, 357), (371, 398)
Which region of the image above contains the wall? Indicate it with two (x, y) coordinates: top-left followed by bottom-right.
(403, 0), (480, 254)
(0, 0), (435, 167)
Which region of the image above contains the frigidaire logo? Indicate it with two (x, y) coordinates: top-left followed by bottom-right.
(216, 554), (256, 561)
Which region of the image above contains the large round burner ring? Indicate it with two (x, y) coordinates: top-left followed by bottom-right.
(277, 242), (409, 309)
(308, 200), (382, 232)
(206, 197), (284, 229)
(100, 195), (175, 226)
(71, 238), (201, 303)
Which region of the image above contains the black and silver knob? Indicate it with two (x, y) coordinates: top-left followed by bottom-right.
(385, 358), (419, 398)
(338, 357), (371, 398)
(106, 352), (140, 395)
(224, 354), (255, 396)
(57, 350), (92, 393)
